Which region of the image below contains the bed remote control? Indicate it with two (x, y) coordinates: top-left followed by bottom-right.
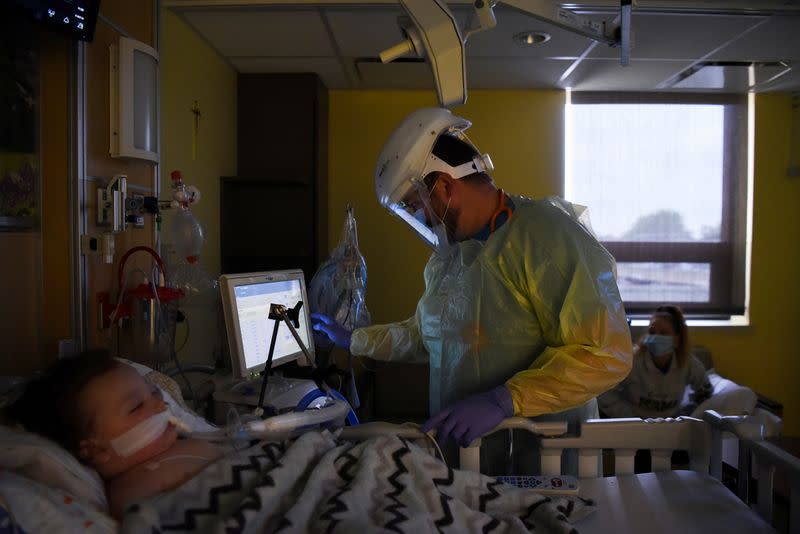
(496, 475), (579, 494)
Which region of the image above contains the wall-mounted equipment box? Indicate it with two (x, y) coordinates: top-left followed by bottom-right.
(109, 36), (159, 162)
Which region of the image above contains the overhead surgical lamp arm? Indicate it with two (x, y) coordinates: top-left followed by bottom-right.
(381, 0), (467, 107)
(380, 0), (634, 107)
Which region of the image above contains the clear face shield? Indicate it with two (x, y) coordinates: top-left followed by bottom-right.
(385, 131), (494, 254)
(389, 175), (453, 253)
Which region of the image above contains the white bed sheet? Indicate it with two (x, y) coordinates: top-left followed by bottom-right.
(576, 471), (775, 534)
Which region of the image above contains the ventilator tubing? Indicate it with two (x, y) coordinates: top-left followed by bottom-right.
(188, 399), (352, 443)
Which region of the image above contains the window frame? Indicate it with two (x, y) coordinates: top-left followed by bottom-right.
(567, 92), (748, 318)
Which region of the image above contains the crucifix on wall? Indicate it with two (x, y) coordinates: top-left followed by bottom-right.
(191, 100), (201, 160)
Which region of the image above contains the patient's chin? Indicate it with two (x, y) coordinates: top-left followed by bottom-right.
(153, 425), (179, 452)
(129, 425), (179, 465)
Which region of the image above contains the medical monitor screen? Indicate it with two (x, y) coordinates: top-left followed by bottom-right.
(221, 270), (314, 378)
(9, 0), (100, 42)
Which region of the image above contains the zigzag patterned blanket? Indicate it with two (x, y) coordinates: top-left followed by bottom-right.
(121, 431), (595, 534)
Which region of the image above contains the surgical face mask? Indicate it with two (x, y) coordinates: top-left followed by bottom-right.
(110, 410), (174, 458)
(643, 334), (675, 357)
(433, 196), (456, 246)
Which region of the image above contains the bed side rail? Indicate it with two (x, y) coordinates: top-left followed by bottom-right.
(747, 438), (800, 532)
(340, 417), (712, 481)
(537, 416), (711, 478)
(703, 410), (800, 532)
(458, 418), (569, 473)
(702, 410), (764, 487)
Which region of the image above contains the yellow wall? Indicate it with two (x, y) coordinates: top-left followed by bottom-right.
(159, 8), (237, 364)
(692, 94), (799, 435)
(329, 90), (799, 434)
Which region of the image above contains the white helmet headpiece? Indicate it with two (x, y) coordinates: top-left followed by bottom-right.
(374, 108), (493, 251)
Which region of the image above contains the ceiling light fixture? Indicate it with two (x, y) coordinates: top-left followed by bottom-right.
(513, 31), (551, 46)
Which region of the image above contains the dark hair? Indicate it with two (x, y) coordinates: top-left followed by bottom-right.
(8, 350), (120, 454)
(653, 305), (690, 368)
(426, 133), (493, 186)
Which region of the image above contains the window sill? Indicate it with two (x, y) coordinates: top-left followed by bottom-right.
(630, 315), (750, 328)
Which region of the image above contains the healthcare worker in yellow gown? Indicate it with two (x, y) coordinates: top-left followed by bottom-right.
(313, 107), (633, 473)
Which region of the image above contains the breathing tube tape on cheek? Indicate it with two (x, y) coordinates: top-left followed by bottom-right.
(109, 410), (171, 458)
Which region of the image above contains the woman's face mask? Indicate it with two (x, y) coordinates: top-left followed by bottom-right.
(643, 334), (675, 357)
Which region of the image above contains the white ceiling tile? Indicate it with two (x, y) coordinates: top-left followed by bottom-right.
(466, 58), (574, 89)
(182, 9), (335, 57)
(755, 67), (800, 92)
(231, 57), (349, 89)
(462, 7), (594, 58)
(323, 7), (408, 58)
(354, 60), (435, 89)
(567, 59), (696, 91)
(710, 15), (800, 61)
(172, 5), (800, 93)
(590, 13), (766, 60)
(671, 64), (790, 91)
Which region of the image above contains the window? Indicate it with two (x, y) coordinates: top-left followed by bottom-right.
(565, 93), (749, 318)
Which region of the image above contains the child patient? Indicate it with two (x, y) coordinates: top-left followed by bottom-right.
(10, 350), (223, 519)
(598, 305), (712, 419)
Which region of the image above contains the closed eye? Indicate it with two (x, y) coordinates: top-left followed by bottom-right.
(130, 402), (143, 414)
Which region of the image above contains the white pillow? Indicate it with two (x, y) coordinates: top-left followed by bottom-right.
(690, 371), (757, 418)
(0, 425), (107, 512)
(0, 470), (116, 533)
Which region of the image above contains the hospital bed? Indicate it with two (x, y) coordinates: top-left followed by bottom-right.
(535, 414), (782, 533)
(0, 368), (795, 533)
(353, 414), (783, 533)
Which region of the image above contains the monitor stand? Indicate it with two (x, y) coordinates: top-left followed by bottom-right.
(213, 374), (325, 412)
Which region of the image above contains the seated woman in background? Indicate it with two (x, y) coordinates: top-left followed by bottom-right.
(9, 351), (223, 519)
(599, 305), (711, 419)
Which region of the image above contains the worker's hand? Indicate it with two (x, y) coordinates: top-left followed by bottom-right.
(421, 385), (514, 448)
(311, 313), (353, 351)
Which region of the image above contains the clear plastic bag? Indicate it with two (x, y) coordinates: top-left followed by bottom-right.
(308, 205), (371, 407)
(168, 257), (219, 304)
(169, 208), (205, 264)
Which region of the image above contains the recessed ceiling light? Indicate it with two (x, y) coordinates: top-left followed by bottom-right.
(513, 31), (551, 46)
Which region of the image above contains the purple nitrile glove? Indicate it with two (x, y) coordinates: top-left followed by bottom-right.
(420, 385), (514, 448)
(311, 313), (353, 351)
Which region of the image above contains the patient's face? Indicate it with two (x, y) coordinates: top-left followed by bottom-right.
(78, 364), (177, 464)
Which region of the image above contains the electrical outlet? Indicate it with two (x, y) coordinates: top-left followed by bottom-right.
(126, 194), (144, 212)
(127, 194), (146, 228)
(80, 234), (101, 256)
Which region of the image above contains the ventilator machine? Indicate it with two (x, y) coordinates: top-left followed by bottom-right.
(206, 270), (354, 443)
